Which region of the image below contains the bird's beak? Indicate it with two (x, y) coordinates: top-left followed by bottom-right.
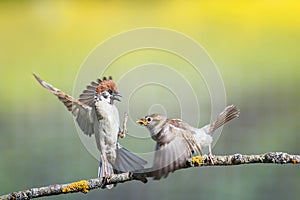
(136, 118), (148, 126)
(111, 92), (122, 102)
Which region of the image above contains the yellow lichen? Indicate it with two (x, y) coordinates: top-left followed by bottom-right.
(62, 180), (89, 193)
(292, 159), (298, 164)
(10, 194), (16, 200)
(191, 156), (204, 166)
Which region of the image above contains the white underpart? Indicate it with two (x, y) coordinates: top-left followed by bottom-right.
(192, 125), (213, 149)
(95, 100), (120, 162)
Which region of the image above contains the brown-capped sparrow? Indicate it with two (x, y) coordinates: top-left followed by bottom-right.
(137, 105), (240, 180)
(33, 74), (146, 189)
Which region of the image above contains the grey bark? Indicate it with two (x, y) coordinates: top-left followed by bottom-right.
(1, 152), (298, 200)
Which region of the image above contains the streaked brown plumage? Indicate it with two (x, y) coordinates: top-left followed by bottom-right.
(137, 105), (240, 180)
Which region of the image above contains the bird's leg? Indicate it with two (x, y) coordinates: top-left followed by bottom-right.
(98, 155), (110, 178)
(103, 161), (109, 177)
(118, 112), (128, 138)
(208, 144), (214, 164)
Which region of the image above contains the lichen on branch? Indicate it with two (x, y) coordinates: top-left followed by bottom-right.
(0, 152), (299, 200)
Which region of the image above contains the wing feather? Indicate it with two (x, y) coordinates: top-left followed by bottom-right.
(151, 120), (198, 180)
(78, 79), (102, 106)
(33, 74), (97, 136)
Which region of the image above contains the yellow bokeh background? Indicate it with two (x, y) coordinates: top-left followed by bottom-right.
(0, 1), (299, 200)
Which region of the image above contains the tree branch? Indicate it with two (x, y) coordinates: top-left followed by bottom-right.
(1, 152), (299, 200)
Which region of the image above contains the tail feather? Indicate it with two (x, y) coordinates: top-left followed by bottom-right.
(113, 145), (147, 173)
(207, 105), (240, 133)
(113, 151), (135, 173)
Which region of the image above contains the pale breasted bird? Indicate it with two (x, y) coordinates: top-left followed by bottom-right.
(137, 105), (240, 180)
(33, 74), (146, 188)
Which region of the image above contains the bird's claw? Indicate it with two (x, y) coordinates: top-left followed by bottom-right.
(207, 154), (214, 165)
(118, 131), (126, 138)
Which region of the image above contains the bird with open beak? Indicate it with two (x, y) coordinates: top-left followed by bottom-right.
(34, 74), (146, 189)
(137, 105), (240, 180)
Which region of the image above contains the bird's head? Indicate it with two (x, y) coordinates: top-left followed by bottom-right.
(137, 114), (167, 136)
(95, 76), (122, 104)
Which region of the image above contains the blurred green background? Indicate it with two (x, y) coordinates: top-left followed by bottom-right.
(1, 0), (299, 199)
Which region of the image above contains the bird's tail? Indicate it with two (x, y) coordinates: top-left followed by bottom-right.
(113, 145), (147, 174)
(206, 105), (240, 134)
(98, 145), (147, 189)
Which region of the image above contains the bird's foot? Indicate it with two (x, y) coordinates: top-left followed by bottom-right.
(119, 112), (128, 138)
(207, 154), (214, 165)
(118, 131), (125, 138)
(207, 145), (214, 165)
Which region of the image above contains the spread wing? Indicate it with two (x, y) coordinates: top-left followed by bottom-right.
(33, 74), (97, 136)
(78, 78), (102, 106)
(151, 119), (201, 180)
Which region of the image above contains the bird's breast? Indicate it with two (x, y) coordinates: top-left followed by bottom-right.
(94, 101), (120, 144)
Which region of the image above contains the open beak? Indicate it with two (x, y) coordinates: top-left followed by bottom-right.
(136, 118), (148, 126)
(111, 92), (122, 102)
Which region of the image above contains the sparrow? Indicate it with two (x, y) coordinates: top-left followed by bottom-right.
(33, 74), (146, 189)
(137, 105), (240, 180)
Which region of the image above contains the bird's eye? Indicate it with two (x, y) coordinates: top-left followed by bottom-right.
(108, 89), (113, 94)
(147, 117), (152, 122)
